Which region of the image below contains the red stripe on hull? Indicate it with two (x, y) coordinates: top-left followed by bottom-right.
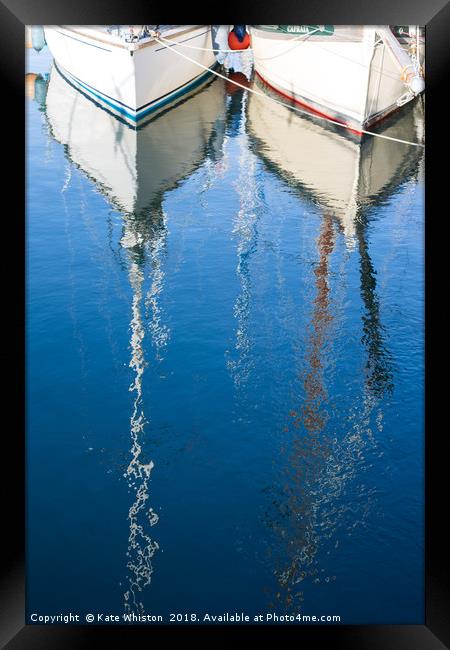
(254, 70), (364, 136)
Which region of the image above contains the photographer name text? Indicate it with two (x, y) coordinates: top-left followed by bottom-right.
(30, 611), (341, 624)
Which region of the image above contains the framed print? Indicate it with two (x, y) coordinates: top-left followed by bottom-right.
(0, 0), (449, 647)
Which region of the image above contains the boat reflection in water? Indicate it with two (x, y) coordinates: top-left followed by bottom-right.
(44, 65), (227, 614)
(246, 86), (424, 609)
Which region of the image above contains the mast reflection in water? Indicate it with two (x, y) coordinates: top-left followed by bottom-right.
(122, 209), (166, 614)
(247, 82), (424, 613)
(40, 59), (227, 614)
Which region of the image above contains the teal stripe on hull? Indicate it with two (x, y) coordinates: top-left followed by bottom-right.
(56, 62), (218, 124)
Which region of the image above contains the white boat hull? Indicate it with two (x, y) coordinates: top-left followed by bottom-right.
(44, 26), (217, 126)
(249, 25), (424, 131)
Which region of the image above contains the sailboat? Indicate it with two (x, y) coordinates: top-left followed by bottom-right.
(44, 25), (218, 126)
(249, 25), (425, 132)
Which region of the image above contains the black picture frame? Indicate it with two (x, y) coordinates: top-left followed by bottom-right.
(1, 1), (448, 647)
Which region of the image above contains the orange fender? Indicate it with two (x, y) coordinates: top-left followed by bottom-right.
(228, 30), (250, 51)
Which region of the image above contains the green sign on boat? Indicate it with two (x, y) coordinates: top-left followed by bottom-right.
(277, 25), (334, 35)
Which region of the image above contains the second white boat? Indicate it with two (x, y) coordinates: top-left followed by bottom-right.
(249, 25), (425, 132)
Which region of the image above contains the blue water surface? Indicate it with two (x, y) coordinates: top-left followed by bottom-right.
(26, 47), (424, 624)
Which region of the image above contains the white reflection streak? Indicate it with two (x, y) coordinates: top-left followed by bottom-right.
(198, 115), (229, 205)
(144, 210), (170, 361)
(227, 99), (261, 386)
(199, 152), (228, 206)
(124, 259), (159, 615)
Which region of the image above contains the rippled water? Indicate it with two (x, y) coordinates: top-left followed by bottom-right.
(26, 47), (424, 624)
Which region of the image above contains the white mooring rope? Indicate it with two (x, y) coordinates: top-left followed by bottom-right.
(151, 33), (425, 148)
(156, 27), (323, 55)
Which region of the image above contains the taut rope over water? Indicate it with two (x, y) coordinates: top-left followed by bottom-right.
(151, 33), (425, 149)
